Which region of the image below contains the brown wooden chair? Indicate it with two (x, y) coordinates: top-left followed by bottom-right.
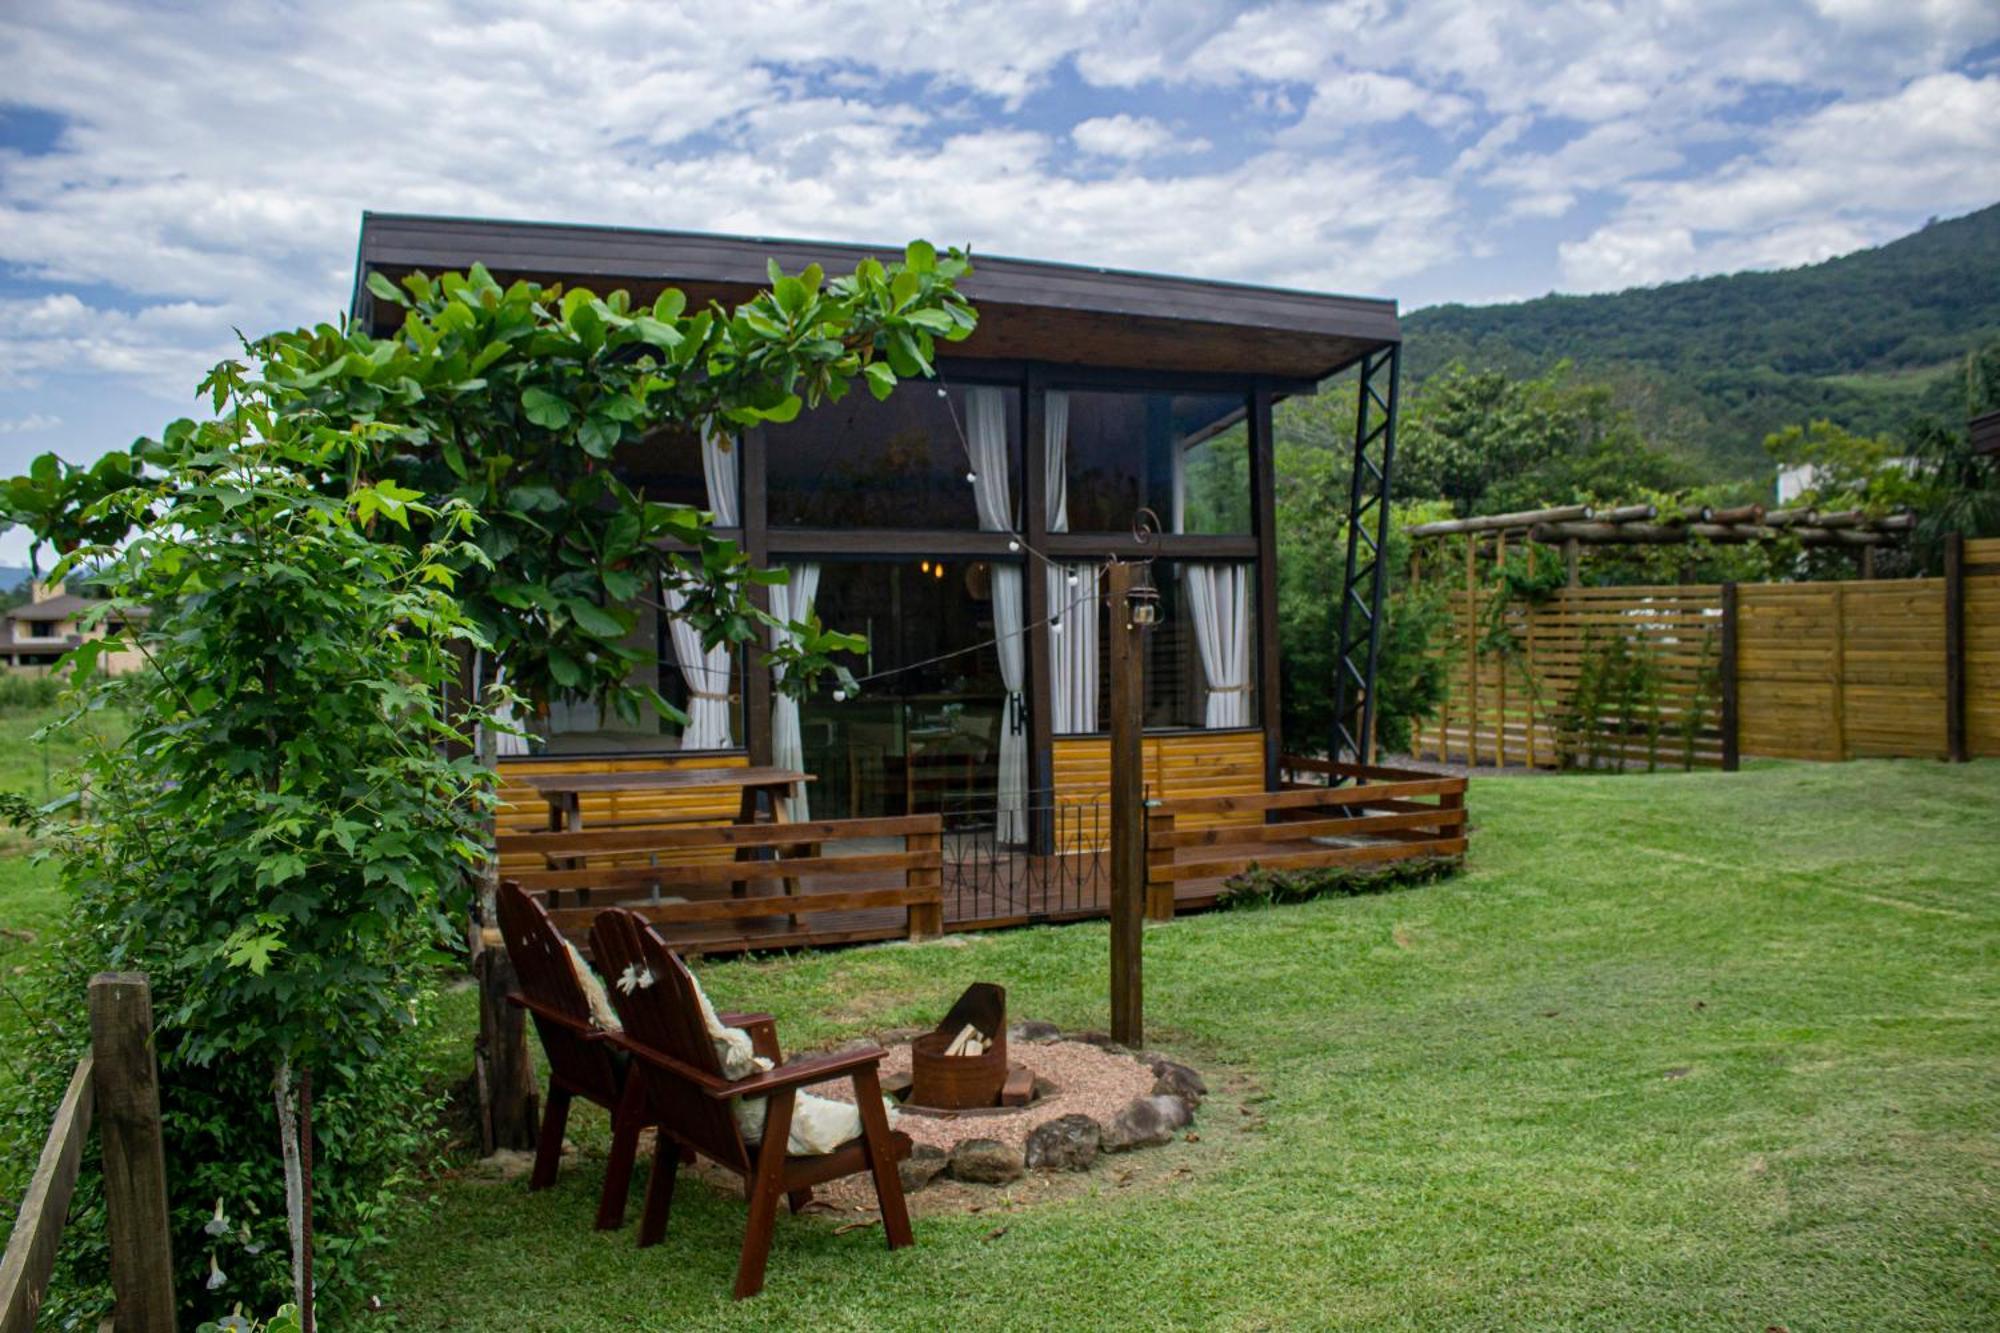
(587, 907), (915, 1299)
(494, 880), (782, 1230)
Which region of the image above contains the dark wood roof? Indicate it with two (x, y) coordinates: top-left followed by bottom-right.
(1973, 408), (2000, 457)
(353, 213), (1398, 382)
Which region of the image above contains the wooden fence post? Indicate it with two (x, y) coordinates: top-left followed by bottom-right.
(1830, 584), (1847, 762)
(88, 974), (175, 1333)
(1145, 811), (1176, 922)
(1946, 533), (1967, 763)
(1106, 560), (1145, 1048)
(905, 822), (944, 939)
(1720, 582), (1740, 772)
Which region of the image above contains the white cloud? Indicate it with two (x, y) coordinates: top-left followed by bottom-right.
(0, 411), (61, 435)
(1071, 114), (1206, 159)
(0, 0), (1992, 420)
(1560, 71), (2000, 288)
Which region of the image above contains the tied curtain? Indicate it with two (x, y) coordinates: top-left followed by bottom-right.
(660, 423), (742, 752)
(967, 386), (1027, 843)
(767, 563), (821, 820)
(1042, 390), (1098, 734)
(1186, 563), (1252, 728)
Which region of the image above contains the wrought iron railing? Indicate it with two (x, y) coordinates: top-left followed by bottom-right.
(937, 793), (1114, 924)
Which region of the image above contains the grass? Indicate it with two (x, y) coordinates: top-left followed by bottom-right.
(376, 759), (2000, 1330)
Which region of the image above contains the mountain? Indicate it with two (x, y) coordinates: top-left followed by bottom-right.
(1404, 203), (2000, 481)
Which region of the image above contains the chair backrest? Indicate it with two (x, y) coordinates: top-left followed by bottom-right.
(588, 908), (749, 1171)
(496, 881), (619, 1103)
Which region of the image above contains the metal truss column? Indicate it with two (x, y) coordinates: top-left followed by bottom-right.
(1330, 344), (1401, 770)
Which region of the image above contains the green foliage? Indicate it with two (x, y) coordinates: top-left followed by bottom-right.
(1216, 852), (1458, 909)
(4, 243), (974, 722)
(1269, 389), (1448, 757)
(1392, 361), (1704, 517)
(1406, 203), (2000, 478)
(6, 357), (495, 1320)
(0, 671), (60, 713)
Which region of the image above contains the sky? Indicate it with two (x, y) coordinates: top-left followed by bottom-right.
(2, 0), (1998, 564)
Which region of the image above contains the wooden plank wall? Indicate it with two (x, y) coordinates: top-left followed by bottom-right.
(494, 752), (748, 873)
(1423, 584), (1726, 770)
(1422, 544), (2000, 767)
(1969, 538), (2000, 759)
(1053, 730), (1265, 825)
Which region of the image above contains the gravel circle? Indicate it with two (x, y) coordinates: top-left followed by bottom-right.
(806, 1038), (1156, 1153)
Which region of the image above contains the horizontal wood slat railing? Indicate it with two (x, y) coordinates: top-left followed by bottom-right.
(1, 973), (175, 1333)
(1142, 761), (1468, 918)
(503, 812), (946, 945)
(0, 1060), (92, 1333)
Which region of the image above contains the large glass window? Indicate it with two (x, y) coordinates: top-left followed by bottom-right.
(797, 559), (1014, 818)
(611, 426), (714, 514)
(766, 383), (1018, 530)
(522, 579), (743, 755)
(1057, 390), (1249, 534)
(1077, 559), (1258, 731)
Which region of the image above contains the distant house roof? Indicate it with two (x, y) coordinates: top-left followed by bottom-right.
(5, 593), (96, 623)
(352, 213), (1400, 383)
(1973, 408), (2000, 457)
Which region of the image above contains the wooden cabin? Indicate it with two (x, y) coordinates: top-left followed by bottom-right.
(352, 215), (1428, 935)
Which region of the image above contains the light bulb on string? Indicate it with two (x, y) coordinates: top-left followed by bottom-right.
(1007, 539), (1020, 553)
(1050, 614), (1063, 634)
(1066, 569), (1079, 586)
(832, 688), (846, 702)
(966, 471), (978, 484)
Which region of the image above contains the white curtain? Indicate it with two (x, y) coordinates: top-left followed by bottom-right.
(1040, 390), (1098, 734)
(701, 422), (740, 527)
(967, 386), (1026, 841)
(767, 563), (821, 820)
(1048, 562), (1099, 734)
(1044, 390), (1070, 534)
(663, 583), (733, 751)
(1186, 563), (1252, 729)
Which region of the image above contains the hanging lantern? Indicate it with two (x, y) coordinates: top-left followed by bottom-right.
(1124, 568), (1161, 627)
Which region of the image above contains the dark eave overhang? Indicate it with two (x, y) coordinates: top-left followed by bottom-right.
(352, 212), (1399, 384)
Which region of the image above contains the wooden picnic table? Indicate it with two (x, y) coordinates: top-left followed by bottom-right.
(516, 765), (811, 835)
(516, 765), (814, 893)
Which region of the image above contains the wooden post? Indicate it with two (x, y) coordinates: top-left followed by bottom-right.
(1720, 582), (1740, 772)
(88, 974), (175, 1333)
(1563, 537), (1580, 588)
(1945, 532), (1967, 763)
(1106, 560), (1144, 1047)
(1495, 531), (1509, 768)
(1145, 811), (1177, 922)
(1463, 538), (1480, 768)
(474, 944), (538, 1154)
(1830, 584), (1847, 762)
(905, 824), (943, 939)
(1524, 544), (1539, 769)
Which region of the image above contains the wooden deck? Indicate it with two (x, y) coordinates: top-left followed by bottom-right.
(537, 832), (1462, 957)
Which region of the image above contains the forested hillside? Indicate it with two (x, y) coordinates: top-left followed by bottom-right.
(1404, 203), (2000, 479)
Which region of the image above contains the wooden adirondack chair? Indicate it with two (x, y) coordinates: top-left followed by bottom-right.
(494, 880), (783, 1230)
(587, 907), (915, 1299)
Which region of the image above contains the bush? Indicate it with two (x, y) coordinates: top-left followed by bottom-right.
(0, 671), (61, 712)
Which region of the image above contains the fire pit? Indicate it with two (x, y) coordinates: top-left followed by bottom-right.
(901, 983), (1036, 1114)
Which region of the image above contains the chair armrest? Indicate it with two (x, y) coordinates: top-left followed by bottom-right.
(719, 1011), (782, 1063)
(706, 1046), (885, 1101)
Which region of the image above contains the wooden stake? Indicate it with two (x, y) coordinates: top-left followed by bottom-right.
(1946, 533), (1967, 763)
(1525, 544), (1539, 769)
(1496, 531), (1510, 767)
(1106, 560), (1144, 1048)
(1829, 584), (1847, 762)
(89, 974), (175, 1333)
(1720, 582), (1740, 772)
(1464, 539), (1480, 768)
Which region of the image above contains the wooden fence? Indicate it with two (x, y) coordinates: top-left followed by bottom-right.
(1419, 535), (2000, 768)
(1, 974), (176, 1333)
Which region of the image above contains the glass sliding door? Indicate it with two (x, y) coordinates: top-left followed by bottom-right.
(797, 558), (1016, 820)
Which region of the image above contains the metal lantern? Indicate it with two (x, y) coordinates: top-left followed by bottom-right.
(1124, 571), (1161, 627)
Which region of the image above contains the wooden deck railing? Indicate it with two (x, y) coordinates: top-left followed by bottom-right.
(1144, 759), (1468, 919)
(494, 813), (947, 944)
(1, 973), (175, 1333)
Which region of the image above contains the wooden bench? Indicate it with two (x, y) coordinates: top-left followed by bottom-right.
(1146, 760), (1468, 917)
(495, 814), (946, 948)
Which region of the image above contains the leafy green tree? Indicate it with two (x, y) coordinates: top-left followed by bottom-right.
(14, 360), (494, 1320)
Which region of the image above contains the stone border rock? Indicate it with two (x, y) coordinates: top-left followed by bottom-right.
(888, 1021), (1208, 1192)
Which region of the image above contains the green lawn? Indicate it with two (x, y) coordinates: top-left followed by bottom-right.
(380, 760), (2000, 1330)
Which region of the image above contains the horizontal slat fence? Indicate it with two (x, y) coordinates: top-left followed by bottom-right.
(1419, 536), (2000, 768)
(1422, 583), (1726, 771)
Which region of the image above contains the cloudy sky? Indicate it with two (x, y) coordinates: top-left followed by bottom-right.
(2, 0), (1998, 561)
